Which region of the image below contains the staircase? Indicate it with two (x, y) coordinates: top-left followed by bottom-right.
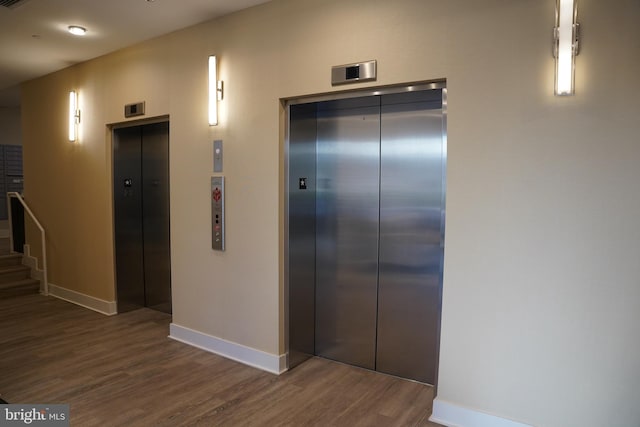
(0, 237), (39, 297)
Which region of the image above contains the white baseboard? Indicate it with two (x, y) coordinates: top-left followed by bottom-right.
(430, 399), (533, 427)
(48, 283), (117, 316)
(169, 323), (287, 375)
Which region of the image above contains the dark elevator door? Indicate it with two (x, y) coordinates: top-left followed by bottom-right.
(114, 122), (171, 314)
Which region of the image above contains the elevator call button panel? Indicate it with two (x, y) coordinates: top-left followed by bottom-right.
(211, 176), (225, 251)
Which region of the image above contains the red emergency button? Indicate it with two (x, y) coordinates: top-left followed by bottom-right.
(213, 187), (222, 202)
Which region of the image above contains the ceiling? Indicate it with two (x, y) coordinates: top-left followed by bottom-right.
(0, 0), (271, 107)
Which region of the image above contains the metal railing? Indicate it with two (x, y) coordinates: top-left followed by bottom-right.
(7, 192), (48, 296)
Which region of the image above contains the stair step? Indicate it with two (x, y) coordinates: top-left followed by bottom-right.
(0, 236), (10, 256)
(0, 278), (40, 296)
(0, 253), (23, 268)
(0, 264), (30, 283)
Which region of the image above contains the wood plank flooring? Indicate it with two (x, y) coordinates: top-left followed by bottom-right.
(0, 293), (441, 426)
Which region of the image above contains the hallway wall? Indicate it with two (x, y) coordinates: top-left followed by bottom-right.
(20, 1), (640, 426)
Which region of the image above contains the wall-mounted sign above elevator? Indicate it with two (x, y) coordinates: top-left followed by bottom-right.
(211, 176), (225, 251)
(124, 101), (145, 118)
(331, 60), (376, 85)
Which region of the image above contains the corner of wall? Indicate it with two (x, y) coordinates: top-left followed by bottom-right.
(48, 283), (117, 316)
(169, 323), (286, 375)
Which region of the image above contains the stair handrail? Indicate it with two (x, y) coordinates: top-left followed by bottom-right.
(6, 192), (48, 296)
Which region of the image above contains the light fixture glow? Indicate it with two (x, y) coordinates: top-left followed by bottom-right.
(554, 0), (579, 96)
(68, 25), (87, 36)
(208, 55), (223, 126)
(69, 91), (80, 142)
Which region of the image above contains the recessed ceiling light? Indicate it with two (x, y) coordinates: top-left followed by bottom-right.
(68, 26), (87, 36)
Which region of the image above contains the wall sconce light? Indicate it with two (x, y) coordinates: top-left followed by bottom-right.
(554, 0), (580, 96)
(68, 90), (81, 142)
(208, 55), (224, 126)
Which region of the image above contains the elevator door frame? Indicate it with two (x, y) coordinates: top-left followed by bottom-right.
(284, 81), (447, 389)
(111, 115), (172, 314)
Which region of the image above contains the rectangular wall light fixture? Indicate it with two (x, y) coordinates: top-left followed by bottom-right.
(68, 91), (80, 142)
(554, 0), (580, 96)
(208, 55), (224, 126)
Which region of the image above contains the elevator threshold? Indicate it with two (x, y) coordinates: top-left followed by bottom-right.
(117, 305), (172, 317)
(311, 356), (435, 387)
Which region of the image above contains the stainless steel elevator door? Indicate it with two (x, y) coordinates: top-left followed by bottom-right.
(114, 122), (171, 314)
(141, 123), (171, 313)
(376, 92), (444, 384)
(288, 103), (318, 368)
(315, 98), (381, 370)
(114, 126), (145, 312)
(288, 87), (446, 385)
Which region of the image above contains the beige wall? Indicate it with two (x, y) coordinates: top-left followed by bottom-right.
(20, 0), (640, 426)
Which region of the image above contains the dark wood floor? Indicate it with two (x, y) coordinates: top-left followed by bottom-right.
(0, 293), (440, 426)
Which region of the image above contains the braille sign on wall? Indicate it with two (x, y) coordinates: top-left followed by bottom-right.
(213, 140), (223, 172)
